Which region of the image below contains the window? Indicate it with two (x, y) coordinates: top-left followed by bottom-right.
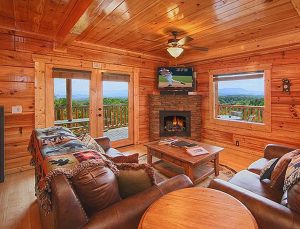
(209, 66), (271, 131)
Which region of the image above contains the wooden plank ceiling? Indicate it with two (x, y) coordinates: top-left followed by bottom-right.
(0, 0), (300, 62)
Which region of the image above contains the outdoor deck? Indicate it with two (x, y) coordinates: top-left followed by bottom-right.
(104, 127), (128, 141)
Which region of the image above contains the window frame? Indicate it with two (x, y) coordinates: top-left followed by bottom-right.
(208, 65), (271, 132)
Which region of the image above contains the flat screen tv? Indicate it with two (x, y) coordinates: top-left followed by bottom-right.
(158, 67), (194, 91)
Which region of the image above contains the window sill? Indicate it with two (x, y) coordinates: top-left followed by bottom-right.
(211, 118), (271, 132)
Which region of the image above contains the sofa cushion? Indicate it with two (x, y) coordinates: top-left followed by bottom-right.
(229, 170), (282, 203)
(71, 165), (121, 215)
(116, 163), (156, 198)
(106, 148), (125, 157)
(248, 158), (269, 175)
(271, 149), (300, 190)
(260, 158), (279, 180)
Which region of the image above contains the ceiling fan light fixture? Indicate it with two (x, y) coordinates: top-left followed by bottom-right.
(167, 47), (184, 58)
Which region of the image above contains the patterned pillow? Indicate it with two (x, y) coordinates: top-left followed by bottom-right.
(270, 149), (300, 189)
(78, 133), (105, 155)
(284, 153), (300, 191)
(108, 153), (139, 164)
(116, 163), (156, 198)
(260, 158), (279, 180)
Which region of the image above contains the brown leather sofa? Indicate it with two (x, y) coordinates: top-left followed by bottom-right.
(39, 137), (193, 229)
(209, 144), (300, 229)
(94, 137), (133, 158)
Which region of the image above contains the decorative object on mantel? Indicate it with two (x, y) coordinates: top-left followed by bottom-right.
(282, 78), (291, 94)
(290, 104), (298, 118)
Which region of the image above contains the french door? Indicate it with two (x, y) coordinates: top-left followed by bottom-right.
(51, 67), (134, 148)
(94, 72), (134, 148)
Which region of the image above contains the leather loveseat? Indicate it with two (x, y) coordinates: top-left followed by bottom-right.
(209, 144), (300, 229)
(39, 137), (193, 229)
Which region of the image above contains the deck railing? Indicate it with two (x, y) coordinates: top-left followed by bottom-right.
(54, 104), (128, 134)
(217, 104), (264, 123)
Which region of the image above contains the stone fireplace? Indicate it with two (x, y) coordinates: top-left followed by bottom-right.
(149, 94), (201, 141)
(160, 110), (191, 137)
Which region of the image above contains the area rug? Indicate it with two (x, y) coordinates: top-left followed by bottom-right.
(138, 154), (236, 187)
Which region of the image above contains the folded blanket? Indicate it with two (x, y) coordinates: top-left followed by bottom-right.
(28, 126), (118, 214)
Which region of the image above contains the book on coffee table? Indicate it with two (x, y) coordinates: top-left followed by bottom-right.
(171, 140), (197, 147)
(186, 146), (209, 156)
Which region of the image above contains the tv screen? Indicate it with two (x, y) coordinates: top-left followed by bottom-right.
(158, 67), (194, 90)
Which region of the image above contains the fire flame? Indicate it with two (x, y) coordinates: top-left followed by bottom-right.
(172, 116), (184, 127)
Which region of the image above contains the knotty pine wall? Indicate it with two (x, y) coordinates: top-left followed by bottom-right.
(193, 48), (300, 163)
(0, 31), (166, 174)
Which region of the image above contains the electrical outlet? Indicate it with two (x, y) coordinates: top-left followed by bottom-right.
(12, 105), (22, 114)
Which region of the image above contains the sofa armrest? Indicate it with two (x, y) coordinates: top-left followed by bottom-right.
(209, 179), (300, 229)
(94, 137), (111, 152)
(84, 175), (193, 229)
(156, 174), (193, 194)
(51, 175), (88, 229)
(264, 144), (295, 159)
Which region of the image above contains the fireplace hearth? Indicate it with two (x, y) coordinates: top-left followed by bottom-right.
(160, 110), (191, 137)
(149, 95), (201, 141)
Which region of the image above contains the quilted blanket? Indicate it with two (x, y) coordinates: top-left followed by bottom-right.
(28, 126), (117, 213)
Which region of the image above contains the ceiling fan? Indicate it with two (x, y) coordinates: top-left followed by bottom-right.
(166, 31), (208, 58)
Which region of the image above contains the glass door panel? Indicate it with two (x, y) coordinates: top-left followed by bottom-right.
(53, 69), (91, 136)
(102, 73), (133, 147)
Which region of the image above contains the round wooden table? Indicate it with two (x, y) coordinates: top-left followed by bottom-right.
(139, 188), (258, 229)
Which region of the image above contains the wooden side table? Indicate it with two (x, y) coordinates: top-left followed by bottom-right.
(139, 188), (258, 229)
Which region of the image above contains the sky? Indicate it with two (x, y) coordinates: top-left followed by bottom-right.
(218, 78), (264, 91)
(54, 79), (128, 98)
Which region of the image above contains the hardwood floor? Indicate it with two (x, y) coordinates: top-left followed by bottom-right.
(0, 170), (41, 229)
(0, 143), (256, 229)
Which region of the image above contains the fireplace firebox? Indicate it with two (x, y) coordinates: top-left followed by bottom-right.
(159, 110), (191, 137)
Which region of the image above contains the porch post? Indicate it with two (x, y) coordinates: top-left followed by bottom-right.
(66, 79), (73, 121)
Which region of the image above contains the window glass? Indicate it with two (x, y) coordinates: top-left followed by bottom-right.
(213, 71), (264, 123)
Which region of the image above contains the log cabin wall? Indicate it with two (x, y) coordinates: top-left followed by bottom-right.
(192, 48), (300, 162)
(0, 31), (166, 174)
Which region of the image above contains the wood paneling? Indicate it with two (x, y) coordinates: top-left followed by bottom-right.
(190, 48), (300, 158)
(1, 0), (300, 59)
(0, 30), (165, 174)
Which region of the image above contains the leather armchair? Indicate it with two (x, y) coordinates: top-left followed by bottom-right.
(210, 179), (300, 229)
(209, 144), (300, 229)
(248, 144), (296, 175)
(40, 174), (193, 229)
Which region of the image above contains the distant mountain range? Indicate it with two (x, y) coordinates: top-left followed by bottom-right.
(219, 88), (264, 96)
(55, 92), (128, 100)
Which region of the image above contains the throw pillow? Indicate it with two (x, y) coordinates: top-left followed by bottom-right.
(260, 158), (279, 180)
(287, 182), (300, 213)
(78, 133), (105, 154)
(71, 165), (121, 215)
(284, 153), (300, 191)
(107, 153), (139, 164)
(116, 163), (156, 198)
(270, 149), (300, 189)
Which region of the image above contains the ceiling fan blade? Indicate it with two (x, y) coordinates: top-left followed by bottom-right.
(185, 45), (208, 51)
(177, 36), (193, 46)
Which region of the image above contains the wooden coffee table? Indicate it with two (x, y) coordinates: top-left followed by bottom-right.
(144, 138), (223, 184)
(139, 188), (258, 229)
